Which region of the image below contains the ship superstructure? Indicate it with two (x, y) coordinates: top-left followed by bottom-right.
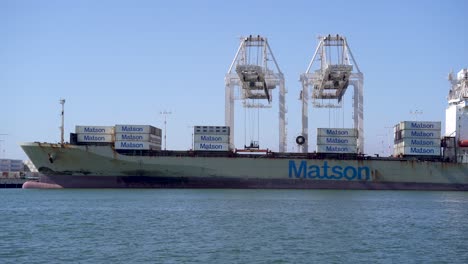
(445, 69), (468, 162)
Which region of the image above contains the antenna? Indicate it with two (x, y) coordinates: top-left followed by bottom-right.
(59, 99), (66, 145)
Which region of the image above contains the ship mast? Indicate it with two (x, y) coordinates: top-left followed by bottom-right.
(59, 99), (65, 145)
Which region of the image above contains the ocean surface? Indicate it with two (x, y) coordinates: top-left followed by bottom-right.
(1, 189), (468, 264)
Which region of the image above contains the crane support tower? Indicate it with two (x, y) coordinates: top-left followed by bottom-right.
(299, 34), (364, 153)
(225, 35), (287, 152)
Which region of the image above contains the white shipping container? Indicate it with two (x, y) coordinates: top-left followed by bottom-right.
(114, 141), (161, 150)
(115, 133), (161, 143)
(393, 145), (441, 156)
(317, 136), (357, 145)
(193, 134), (229, 143)
(194, 142), (230, 151)
(77, 134), (114, 143)
(394, 138), (440, 147)
(0, 159), (22, 165)
(316, 144), (357, 154)
(115, 125), (160, 134)
(76, 126), (115, 134)
(400, 130), (441, 139)
(317, 128), (358, 137)
(194, 126), (230, 135)
(398, 121), (441, 131)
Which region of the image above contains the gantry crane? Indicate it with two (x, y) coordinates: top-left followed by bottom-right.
(299, 34), (364, 153)
(225, 35), (287, 152)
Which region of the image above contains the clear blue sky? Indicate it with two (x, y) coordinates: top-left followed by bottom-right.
(1, 0), (467, 159)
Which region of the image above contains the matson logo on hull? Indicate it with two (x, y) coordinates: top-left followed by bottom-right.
(288, 160), (370, 181)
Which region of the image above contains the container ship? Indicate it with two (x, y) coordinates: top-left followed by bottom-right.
(21, 35), (468, 190)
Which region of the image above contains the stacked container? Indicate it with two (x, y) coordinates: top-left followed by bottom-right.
(393, 121), (441, 156)
(193, 126), (230, 151)
(0, 159), (24, 172)
(75, 126), (115, 144)
(316, 128), (358, 154)
(114, 125), (162, 150)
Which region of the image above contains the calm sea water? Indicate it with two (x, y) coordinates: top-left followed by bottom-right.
(1, 189), (468, 264)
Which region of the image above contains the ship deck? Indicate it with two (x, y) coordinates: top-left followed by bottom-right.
(115, 148), (446, 163)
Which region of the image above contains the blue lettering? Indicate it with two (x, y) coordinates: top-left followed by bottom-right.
(410, 147), (435, 154)
(410, 131), (434, 137)
(343, 166), (356, 180)
(84, 127), (105, 133)
(326, 137), (349, 144)
(307, 165), (321, 179)
(199, 143), (223, 150)
(321, 161), (329, 179)
(121, 134), (143, 140)
(326, 146), (349, 152)
(331, 166), (343, 179)
(289, 160), (306, 178)
(83, 135), (105, 141)
(411, 122), (435, 129)
(200, 135), (223, 141)
(121, 126), (144, 132)
(120, 142), (144, 148)
(326, 129), (349, 136)
(288, 160), (370, 181)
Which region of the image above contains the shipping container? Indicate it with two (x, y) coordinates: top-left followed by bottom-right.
(194, 142), (230, 151)
(9, 164), (24, 169)
(400, 129), (441, 139)
(398, 121), (441, 131)
(193, 134), (229, 143)
(77, 134), (114, 143)
(8, 172), (20, 178)
(393, 138), (440, 147)
(0, 159), (22, 165)
(317, 128), (358, 137)
(316, 136), (357, 145)
(114, 141), (161, 150)
(76, 126), (114, 134)
(194, 126), (230, 135)
(115, 125), (161, 135)
(393, 145), (441, 156)
(115, 133), (161, 143)
(316, 144), (358, 154)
